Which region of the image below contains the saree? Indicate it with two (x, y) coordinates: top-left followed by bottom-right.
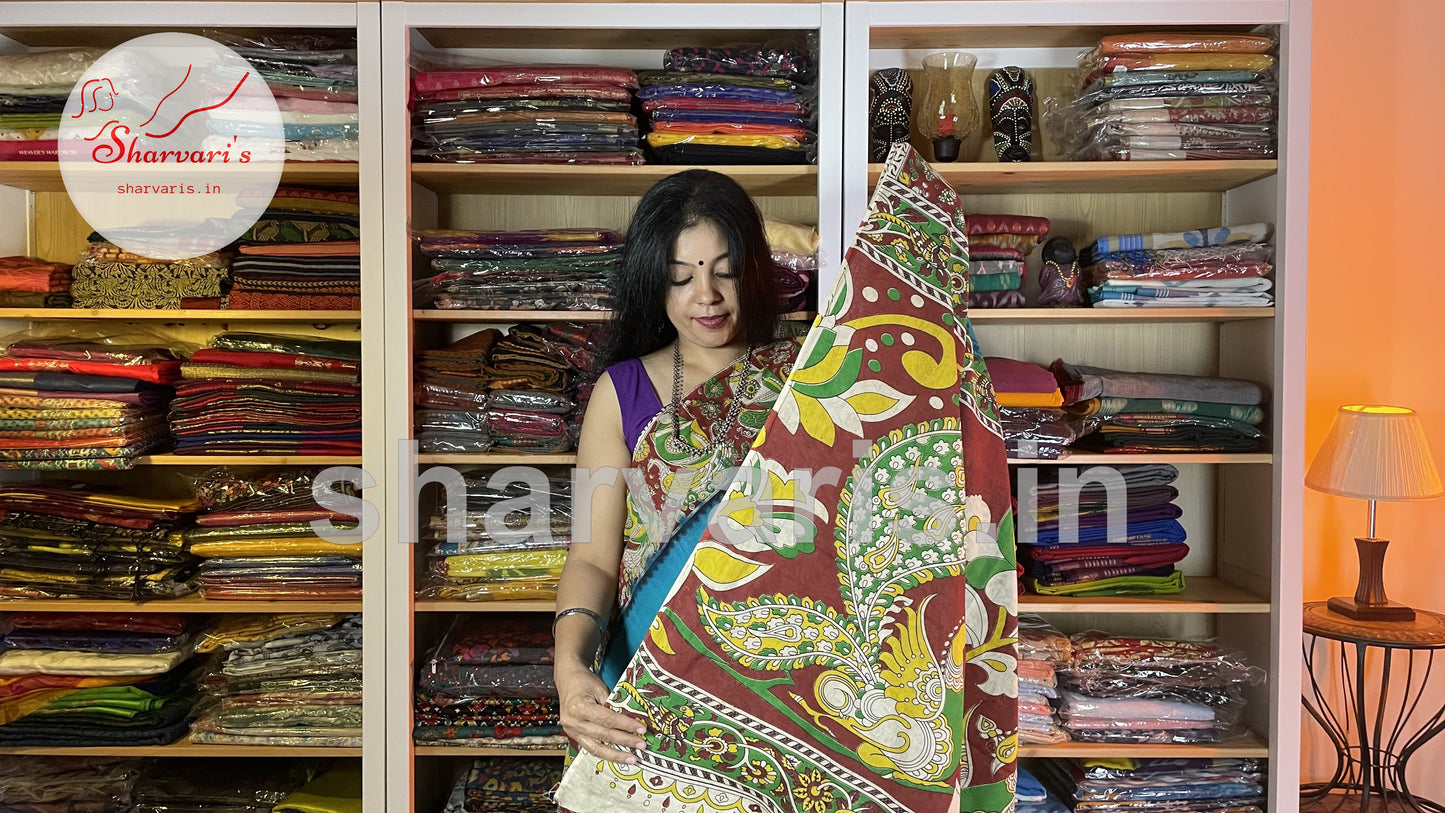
(557, 143), (1017, 813)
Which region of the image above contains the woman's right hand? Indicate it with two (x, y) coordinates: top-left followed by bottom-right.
(556, 660), (647, 765)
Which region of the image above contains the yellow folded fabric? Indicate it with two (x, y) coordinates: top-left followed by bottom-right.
(765, 219), (820, 255)
(195, 614), (349, 653)
(274, 767), (362, 813)
(442, 549), (566, 579)
(995, 391), (1064, 409)
(189, 538), (363, 558)
(645, 132), (801, 149)
(1103, 53), (1275, 72)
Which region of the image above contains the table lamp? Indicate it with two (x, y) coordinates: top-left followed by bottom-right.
(1305, 405), (1444, 622)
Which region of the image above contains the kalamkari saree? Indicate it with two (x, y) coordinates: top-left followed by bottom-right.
(557, 143), (1018, 813)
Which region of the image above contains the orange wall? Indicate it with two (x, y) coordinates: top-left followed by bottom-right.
(1305, 0), (1445, 784)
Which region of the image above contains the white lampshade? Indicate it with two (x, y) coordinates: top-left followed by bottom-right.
(1305, 405), (1444, 501)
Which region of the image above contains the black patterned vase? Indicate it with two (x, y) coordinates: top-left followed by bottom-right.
(869, 68), (913, 163)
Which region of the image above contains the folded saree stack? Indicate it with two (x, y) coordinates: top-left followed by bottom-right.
(0, 47), (98, 162)
(0, 336), (179, 469)
(170, 331), (361, 455)
(640, 44), (814, 165)
(1059, 31), (1278, 160)
(1017, 768), (1070, 813)
(227, 188), (362, 311)
(416, 228), (621, 311)
(412, 65), (643, 165)
(131, 758), (319, 812)
(1034, 756), (1265, 813)
(208, 32), (360, 163)
(966, 213), (1051, 308)
(415, 614), (563, 748)
(1052, 360), (1267, 452)
(766, 219), (818, 312)
(0, 755), (143, 811)
(0, 255), (71, 308)
(988, 357), (1096, 459)
(190, 614), (362, 746)
(0, 612), (199, 746)
(1016, 615), (1071, 744)
(1055, 632), (1265, 744)
(70, 237), (231, 310)
(415, 322), (596, 454)
(1017, 464), (1188, 597)
(186, 468), (362, 600)
(0, 485), (200, 599)
(439, 757), (564, 813)
(420, 468), (570, 602)
(1082, 222), (1275, 308)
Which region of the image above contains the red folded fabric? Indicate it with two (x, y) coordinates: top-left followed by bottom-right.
(6, 612), (189, 635)
(195, 508), (358, 527)
(0, 357), (180, 384)
(0, 257), (73, 293)
(190, 349), (361, 374)
(413, 67), (639, 94)
(966, 214), (1052, 236)
(986, 357), (1060, 395)
(0, 141), (57, 161)
(415, 84), (634, 104)
(236, 242), (360, 257)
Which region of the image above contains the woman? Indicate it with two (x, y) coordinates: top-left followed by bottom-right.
(553, 169), (800, 765)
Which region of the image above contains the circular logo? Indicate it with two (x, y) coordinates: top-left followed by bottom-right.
(59, 33), (284, 260)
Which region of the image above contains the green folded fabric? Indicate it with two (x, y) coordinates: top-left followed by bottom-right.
(274, 767), (362, 813)
(970, 272), (1022, 292)
(1026, 571), (1185, 597)
(1070, 396), (1267, 424)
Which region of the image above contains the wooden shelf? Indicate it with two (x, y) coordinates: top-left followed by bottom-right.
(1020, 578), (1269, 614)
(0, 308), (360, 321)
(0, 738), (362, 757)
(410, 164), (817, 196)
(138, 454), (364, 466)
(0, 161), (358, 193)
(417, 453), (575, 466)
(0, 595), (363, 613)
(1019, 729), (1268, 759)
(414, 310), (814, 323)
(414, 745), (567, 757)
(1010, 452), (1271, 465)
(971, 307), (1273, 325)
(866, 160), (1277, 195)
(415, 600), (556, 613)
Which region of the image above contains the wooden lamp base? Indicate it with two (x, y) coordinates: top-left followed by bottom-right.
(1327, 537), (1417, 623)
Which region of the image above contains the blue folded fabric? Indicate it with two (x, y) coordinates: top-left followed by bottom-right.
(1024, 517), (1188, 546)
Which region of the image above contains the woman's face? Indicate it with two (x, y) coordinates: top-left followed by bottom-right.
(665, 219), (742, 351)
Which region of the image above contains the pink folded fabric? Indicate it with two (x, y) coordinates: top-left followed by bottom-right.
(966, 213), (1051, 236)
(413, 67), (639, 94)
(987, 357), (1060, 395)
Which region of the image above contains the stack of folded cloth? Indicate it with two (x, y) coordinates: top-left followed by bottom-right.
(1083, 222), (1274, 308)
(209, 33), (359, 163)
(640, 45), (814, 165)
(0, 484), (199, 600)
(0, 48), (99, 162)
(1016, 615), (1071, 744)
(415, 323), (596, 454)
(0, 756), (143, 811)
(1016, 766), (1070, 813)
(70, 237), (231, 309)
(225, 187), (362, 311)
(131, 758), (321, 813)
(0, 612), (199, 747)
(421, 468), (571, 602)
(1052, 359), (1266, 453)
(440, 757), (565, 813)
(1062, 31), (1278, 160)
(415, 614), (563, 748)
(416, 228), (621, 311)
(0, 256), (72, 308)
(190, 614), (362, 746)
(186, 468), (361, 600)
(170, 331), (361, 455)
(966, 214), (1051, 308)
(412, 65), (642, 165)
(1017, 464), (1188, 597)
(1056, 631), (1265, 744)
(1035, 756), (1265, 813)
(987, 357), (1097, 459)
(767, 219), (818, 313)
(0, 336), (179, 469)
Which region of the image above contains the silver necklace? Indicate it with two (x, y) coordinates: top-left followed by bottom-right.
(668, 340), (755, 458)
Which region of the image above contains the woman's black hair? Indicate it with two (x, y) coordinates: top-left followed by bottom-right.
(602, 170), (779, 368)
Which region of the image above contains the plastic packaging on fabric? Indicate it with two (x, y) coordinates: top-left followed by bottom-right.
(419, 579), (560, 601)
(417, 614), (557, 698)
(0, 324), (189, 365)
(490, 390), (575, 414)
(1094, 33), (1276, 55)
(3, 612), (189, 636)
(130, 757), (319, 811)
(0, 755), (142, 805)
(209, 332), (361, 362)
(190, 468), (359, 514)
(664, 45), (811, 81)
(1084, 244), (1273, 282)
(419, 432), (493, 454)
(416, 382), (489, 411)
(416, 410), (487, 433)
(195, 613), (350, 653)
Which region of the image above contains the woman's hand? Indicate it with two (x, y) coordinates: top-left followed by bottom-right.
(556, 660), (647, 764)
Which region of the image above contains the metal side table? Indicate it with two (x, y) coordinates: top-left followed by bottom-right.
(1302, 601), (1445, 813)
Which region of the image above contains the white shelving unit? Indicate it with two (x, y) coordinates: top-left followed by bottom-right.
(843, 0), (1309, 807)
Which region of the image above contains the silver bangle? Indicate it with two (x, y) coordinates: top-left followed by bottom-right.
(554, 606), (608, 636)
